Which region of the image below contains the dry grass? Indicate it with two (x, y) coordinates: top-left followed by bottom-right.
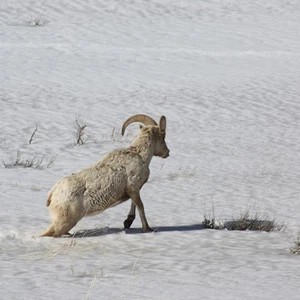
(2, 151), (56, 169)
(202, 215), (224, 230)
(110, 126), (129, 141)
(167, 166), (197, 180)
(203, 209), (286, 232)
(109, 126), (134, 142)
(89, 127), (134, 143)
(74, 117), (88, 146)
(224, 212), (286, 232)
(19, 237), (77, 260)
(28, 18), (47, 26)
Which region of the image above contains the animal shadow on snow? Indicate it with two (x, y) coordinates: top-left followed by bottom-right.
(71, 224), (205, 238)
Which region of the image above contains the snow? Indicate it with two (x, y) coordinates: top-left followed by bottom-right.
(1, 0), (300, 299)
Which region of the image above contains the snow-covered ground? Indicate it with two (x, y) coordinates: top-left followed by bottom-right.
(1, 1), (300, 299)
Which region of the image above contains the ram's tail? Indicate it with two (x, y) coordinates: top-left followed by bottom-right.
(46, 192), (53, 207)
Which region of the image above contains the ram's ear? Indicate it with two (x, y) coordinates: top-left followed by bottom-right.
(159, 116), (166, 137)
(139, 124), (144, 130)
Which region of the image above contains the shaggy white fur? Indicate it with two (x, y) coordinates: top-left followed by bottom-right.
(41, 115), (169, 237)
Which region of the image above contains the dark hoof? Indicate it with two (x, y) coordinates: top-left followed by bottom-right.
(124, 219), (132, 229)
(124, 215), (135, 229)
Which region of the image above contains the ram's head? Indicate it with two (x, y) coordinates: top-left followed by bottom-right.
(122, 114), (170, 158)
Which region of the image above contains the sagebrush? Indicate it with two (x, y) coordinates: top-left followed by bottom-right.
(203, 210), (286, 232)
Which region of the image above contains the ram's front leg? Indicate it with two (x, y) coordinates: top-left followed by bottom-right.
(124, 201), (136, 229)
(128, 191), (153, 232)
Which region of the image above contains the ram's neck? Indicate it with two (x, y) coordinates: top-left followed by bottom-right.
(130, 134), (155, 166)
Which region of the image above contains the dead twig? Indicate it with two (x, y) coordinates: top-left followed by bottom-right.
(74, 118), (88, 146)
(29, 125), (38, 144)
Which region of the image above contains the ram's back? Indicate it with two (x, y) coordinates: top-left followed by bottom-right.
(76, 149), (145, 215)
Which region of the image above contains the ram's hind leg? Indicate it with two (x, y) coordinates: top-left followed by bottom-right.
(124, 201), (136, 229)
(40, 219), (78, 237)
(41, 203), (84, 237)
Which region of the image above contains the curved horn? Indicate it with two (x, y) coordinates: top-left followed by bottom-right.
(122, 114), (158, 136)
(159, 116), (167, 137)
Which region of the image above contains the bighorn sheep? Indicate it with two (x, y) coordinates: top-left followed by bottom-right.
(41, 114), (170, 237)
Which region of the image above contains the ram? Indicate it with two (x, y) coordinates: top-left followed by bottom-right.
(41, 114), (170, 237)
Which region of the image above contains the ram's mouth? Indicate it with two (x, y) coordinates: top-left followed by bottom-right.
(162, 151), (170, 158)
